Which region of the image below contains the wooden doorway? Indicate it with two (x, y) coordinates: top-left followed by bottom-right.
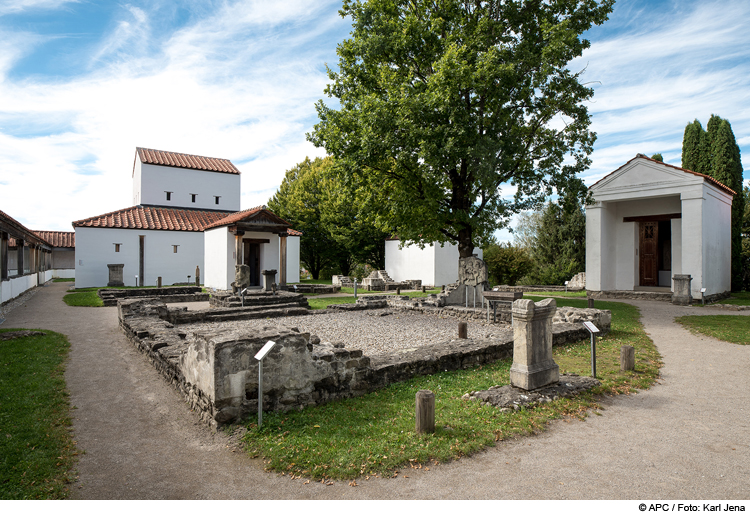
(243, 240), (260, 286)
(639, 222), (658, 286)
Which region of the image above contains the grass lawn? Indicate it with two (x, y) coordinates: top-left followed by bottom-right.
(62, 291), (103, 307)
(241, 297), (660, 480)
(523, 290), (588, 298)
(675, 315), (750, 345)
(0, 329), (77, 499)
(713, 292), (750, 306)
(306, 297), (357, 310)
(51, 278), (75, 283)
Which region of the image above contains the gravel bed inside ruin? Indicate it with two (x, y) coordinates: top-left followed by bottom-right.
(181, 308), (512, 361)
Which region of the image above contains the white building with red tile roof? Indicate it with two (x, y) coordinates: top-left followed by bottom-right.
(586, 154), (735, 299)
(73, 148), (299, 288)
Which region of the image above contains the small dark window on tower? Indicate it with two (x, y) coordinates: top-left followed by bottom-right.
(215, 196), (220, 205)
(173, 245), (179, 254)
(114, 243), (121, 252)
(191, 194), (197, 203)
(165, 191), (172, 200)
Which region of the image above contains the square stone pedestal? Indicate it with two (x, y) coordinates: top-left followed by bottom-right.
(510, 298), (559, 390)
(671, 274), (692, 305)
(107, 263), (124, 287)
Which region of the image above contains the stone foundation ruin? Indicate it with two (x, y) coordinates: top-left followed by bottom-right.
(117, 291), (610, 430)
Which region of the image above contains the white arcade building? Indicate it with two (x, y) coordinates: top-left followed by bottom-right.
(73, 147), (300, 289)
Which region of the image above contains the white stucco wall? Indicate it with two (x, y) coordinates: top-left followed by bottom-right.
(386, 240), (435, 285)
(74, 227), (205, 288)
(286, 236), (300, 284)
(385, 240), (482, 286)
(701, 187), (732, 295)
(134, 161), (241, 211)
(204, 227), (232, 290)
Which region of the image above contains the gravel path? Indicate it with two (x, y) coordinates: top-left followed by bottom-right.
(3, 282), (749, 499)
(183, 309), (510, 362)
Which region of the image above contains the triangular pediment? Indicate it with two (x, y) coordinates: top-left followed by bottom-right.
(592, 157), (702, 195)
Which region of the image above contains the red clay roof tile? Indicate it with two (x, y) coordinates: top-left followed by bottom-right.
(33, 231), (75, 248)
(72, 206), (232, 232)
(136, 147), (240, 174)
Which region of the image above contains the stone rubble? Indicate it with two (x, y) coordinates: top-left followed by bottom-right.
(463, 374), (601, 410)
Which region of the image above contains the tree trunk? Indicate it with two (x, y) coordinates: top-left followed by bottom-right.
(457, 226), (474, 258)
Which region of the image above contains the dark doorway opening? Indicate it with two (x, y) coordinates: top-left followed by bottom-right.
(243, 240), (260, 287)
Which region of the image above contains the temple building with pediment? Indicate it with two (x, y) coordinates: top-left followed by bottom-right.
(586, 154), (735, 300)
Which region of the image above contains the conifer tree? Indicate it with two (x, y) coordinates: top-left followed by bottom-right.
(682, 115), (745, 290)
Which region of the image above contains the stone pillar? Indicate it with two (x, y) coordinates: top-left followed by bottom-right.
(261, 269), (277, 292)
(107, 264), (125, 287)
(195, 265), (200, 286)
(671, 274), (692, 305)
(1, 232), (8, 281)
(510, 298), (559, 390)
(234, 231), (245, 266)
(279, 233), (288, 289)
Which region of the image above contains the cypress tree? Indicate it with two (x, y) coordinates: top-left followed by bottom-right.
(683, 115), (745, 290)
(681, 120), (704, 172)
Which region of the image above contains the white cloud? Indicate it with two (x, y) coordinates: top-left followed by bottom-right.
(0, 0), (78, 16)
(0, 0), (349, 230)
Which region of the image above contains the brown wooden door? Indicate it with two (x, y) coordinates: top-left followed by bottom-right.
(639, 222), (658, 286)
(243, 241), (260, 286)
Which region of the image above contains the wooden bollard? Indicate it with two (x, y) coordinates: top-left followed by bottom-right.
(620, 345), (635, 371)
(458, 322), (468, 339)
(441, 285), (445, 292)
(157, 276), (162, 288)
(415, 390), (435, 434)
(422, 285), (426, 293)
(195, 265), (200, 286)
(396, 286), (401, 295)
(587, 297), (594, 309)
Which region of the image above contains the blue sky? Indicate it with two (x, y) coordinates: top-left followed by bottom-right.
(1, 0), (748, 240)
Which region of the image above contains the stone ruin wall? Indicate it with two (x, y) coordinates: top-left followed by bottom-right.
(118, 297), (611, 430)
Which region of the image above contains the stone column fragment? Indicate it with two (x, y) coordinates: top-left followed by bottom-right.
(510, 298), (559, 390)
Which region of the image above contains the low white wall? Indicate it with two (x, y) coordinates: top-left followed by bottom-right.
(75, 227), (205, 288)
(52, 269), (75, 279)
(1, 274), (38, 304)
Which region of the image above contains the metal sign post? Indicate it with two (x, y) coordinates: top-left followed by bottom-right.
(582, 321), (600, 378)
(353, 278), (358, 299)
(564, 280), (569, 293)
(701, 287), (707, 306)
(254, 340), (276, 429)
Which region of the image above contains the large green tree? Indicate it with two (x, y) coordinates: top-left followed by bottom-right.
(309, 0), (613, 258)
(682, 115), (745, 290)
(267, 157), (342, 279)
